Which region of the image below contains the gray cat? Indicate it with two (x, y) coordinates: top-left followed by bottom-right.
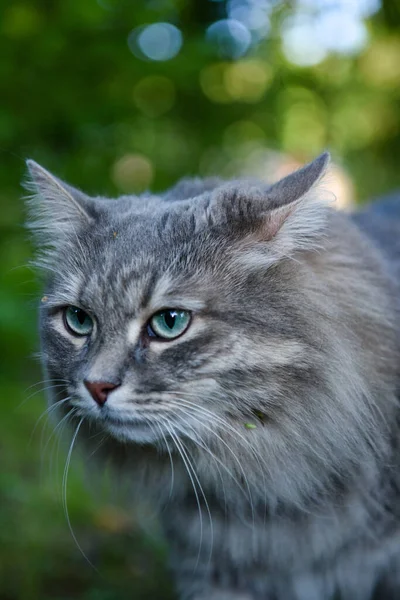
(25, 153), (400, 600)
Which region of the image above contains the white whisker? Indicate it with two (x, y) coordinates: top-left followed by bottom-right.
(177, 436), (214, 570)
(156, 422), (175, 503)
(30, 397), (71, 448)
(166, 392), (267, 469)
(167, 401), (256, 530)
(17, 382), (68, 410)
(62, 418), (99, 572)
(170, 413), (228, 515)
(87, 434), (108, 459)
(43, 406), (76, 487)
(23, 377), (69, 393)
(163, 421), (204, 570)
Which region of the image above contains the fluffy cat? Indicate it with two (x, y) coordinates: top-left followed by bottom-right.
(25, 153), (400, 600)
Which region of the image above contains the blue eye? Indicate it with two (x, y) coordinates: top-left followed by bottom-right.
(148, 309), (191, 340)
(64, 306), (93, 336)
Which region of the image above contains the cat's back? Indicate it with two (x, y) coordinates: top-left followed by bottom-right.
(352, 193), (400, 277)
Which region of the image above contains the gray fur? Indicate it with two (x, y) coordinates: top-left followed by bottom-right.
(25, 153), (400, 599)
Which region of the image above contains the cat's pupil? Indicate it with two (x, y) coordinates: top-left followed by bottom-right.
(76, 309), (86, 324)
(164, 311), (176, 329)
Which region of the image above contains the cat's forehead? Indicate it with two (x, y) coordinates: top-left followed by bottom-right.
(52, 197), (214, 318)
(101, 192), (200, 238)
(96, 195), (203, 266)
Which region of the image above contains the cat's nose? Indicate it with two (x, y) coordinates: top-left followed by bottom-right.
(84, 380), (120, 406)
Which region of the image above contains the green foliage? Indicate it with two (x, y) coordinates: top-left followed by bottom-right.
(1, 0), (399, 598)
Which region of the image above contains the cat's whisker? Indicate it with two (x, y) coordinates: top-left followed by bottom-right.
(170, 414), (229, 515)
(167, 401), (256, 529)
(177, 397), (269, 486)
(27, 398), (73, 481)
(38, 398), (71, 434)
(86, 434), (108, 459)
(87, 429), (107, 441)
(62, 418), (99, 572)
(43, 405), (76, 483)
(166, 396), (267, 497)
(177, 436), (214, 571)
(174, 395), (270, 527)
(156, 422), (175, 503)
(165, 391), (267, 469)
(163, 421), (205, 571)
(29, 397), (71, 448)
(24, 377), (69, 393)
(167, 403), (251, 498)
(17, 382), (68, 410)
(7, 262), (37, 274)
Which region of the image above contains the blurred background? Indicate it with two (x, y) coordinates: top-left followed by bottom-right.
(1, 0), (400, 598)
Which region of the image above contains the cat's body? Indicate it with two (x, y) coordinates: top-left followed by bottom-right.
(25, 154), (400, 599)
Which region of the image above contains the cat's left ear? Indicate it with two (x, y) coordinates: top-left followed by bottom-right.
(259, 151), (330, 253)
(24, 160), (95, 246)
(210, 152), (331, 262)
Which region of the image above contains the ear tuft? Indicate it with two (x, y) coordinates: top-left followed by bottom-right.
(24, 160), (94, 270)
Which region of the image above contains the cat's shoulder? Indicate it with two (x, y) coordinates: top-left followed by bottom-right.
(352, 192), (400, 271)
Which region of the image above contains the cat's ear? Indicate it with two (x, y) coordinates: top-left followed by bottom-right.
(24, 160), (96, 270)
(259, 151), (330, 251)
(210, 152), (331, 263)
(24, 160), (95, 247)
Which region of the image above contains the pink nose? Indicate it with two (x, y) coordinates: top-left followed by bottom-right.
(84, 380), (120, 406)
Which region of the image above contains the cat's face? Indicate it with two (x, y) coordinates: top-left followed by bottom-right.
(39, 201), (273, 445)
(38, 191), (319, 446)
(29, 154), (368, 506)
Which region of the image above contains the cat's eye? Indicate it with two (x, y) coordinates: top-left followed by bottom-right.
(64, 306), (94, 336)
(148, 309), (191, 340)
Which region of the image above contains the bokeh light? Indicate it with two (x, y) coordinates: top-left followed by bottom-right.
(112, 154), (154, 192)
(200, 63), (233, 103)
(200, 59), (272, 104)
(223, 120), (266, 159)
(224, 59), (272, 102)
(128, 23), (183, 62)
(281, 0), (381, 66)
(282, 15), (328, 66)
(360, 38), (400, 87)
(206, 19), (252, 59)
(133, 76), (176, 117)
(297, 0), (380, 18)
(2, 4), (42, 37)
(279, 86), (327, 153)
(227, 0), (271, 34)
(316, 9), (368, 54)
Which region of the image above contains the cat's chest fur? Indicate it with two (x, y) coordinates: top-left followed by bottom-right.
(161, 481), (400, 600)
(121, 443), (400, 599)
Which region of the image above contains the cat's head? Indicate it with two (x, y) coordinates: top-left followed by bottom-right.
(26, 153), (389, 506)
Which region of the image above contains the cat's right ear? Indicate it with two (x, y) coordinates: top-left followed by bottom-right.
(24, 161), (95, 261)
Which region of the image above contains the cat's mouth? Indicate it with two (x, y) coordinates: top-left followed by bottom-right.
(99, 412), (162, 444)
